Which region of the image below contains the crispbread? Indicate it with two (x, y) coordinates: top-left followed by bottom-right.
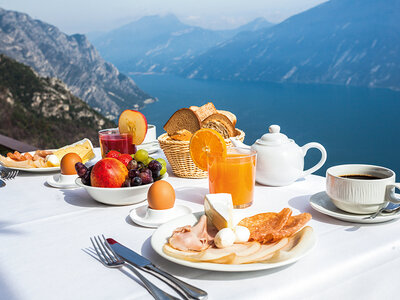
(163, 108), (201, 135)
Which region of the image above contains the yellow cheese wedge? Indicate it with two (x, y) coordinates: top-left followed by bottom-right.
(204, 193), (233, 230)
(53, 139), (95, 163)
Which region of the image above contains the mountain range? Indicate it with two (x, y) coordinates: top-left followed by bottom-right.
(90, 15), (273, 74)
(0, 54), (115, 148)
(178, 0), (400, 90)
(0, 7), (153, 119)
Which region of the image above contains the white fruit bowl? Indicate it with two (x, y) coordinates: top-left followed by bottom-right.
(75, 173), (168, 206)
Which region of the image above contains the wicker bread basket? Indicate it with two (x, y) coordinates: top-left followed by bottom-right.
(158, 128), (245, 178)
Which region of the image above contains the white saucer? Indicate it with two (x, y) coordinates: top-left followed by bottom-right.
(130, 204), (192, 228)
(137, 141), (161, 155)
(47, 174), (79, 189)
(309, 191), (400, 224)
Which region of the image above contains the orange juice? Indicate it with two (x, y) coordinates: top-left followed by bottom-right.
(207, 148), (256, 208)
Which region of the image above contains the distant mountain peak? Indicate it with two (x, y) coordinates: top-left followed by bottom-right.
(0, 7), (152, 119)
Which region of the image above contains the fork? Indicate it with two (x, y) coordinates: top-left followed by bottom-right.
(0, 169), (19, 180)
(90, 235), (179, 300)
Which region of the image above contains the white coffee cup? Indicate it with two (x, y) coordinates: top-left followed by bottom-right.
(142, 124), (157, 145)
(326, 164), (400, 214)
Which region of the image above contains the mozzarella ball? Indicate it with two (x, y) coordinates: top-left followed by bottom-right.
(214, 228), (236, 248)
(233, 226), (250, 243)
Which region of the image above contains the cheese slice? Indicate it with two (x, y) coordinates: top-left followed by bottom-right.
(204, 193), (233, 230)
(53, 139), (95, 163)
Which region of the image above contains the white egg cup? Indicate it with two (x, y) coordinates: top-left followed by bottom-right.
(130, 204), (192, 228)
(47, 173), (79, 189)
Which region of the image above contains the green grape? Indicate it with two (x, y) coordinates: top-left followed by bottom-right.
(134, 149), (149, 162)
(159, 164), (167, 176)
(156, 158), (167, 168)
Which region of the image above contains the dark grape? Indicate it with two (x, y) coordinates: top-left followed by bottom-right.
(137, 162), (145, 170)
(132, 144), (137, 154)
(140, 167), (152, 176)
(75, 162), (88, 178)
(152, 170), (160, 179)
(139, 172), (153, 184)
(82, 171), (91, 186)
(127, 159), (138, 170)
(129, 169), (140, 179)
(122, 178), (131, 187)
(148, 160), (162, 172)
(131, 176), (142, 186)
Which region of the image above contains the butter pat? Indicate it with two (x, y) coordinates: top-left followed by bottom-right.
(45, 154), (60, 167)
(214, 228), (236, 248)
(204, 193), (233, 230)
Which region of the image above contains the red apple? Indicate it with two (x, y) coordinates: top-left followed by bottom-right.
(118, 109), (148, 145)
(91, 158), (128, 188)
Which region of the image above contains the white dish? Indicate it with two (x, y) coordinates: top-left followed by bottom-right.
(137, 141), (161, 155)
(309, 191), (400, 224)
(130, 204), (192, 228)
(75, 173), (168, 206)
(47, 174), (79, 189)
(151, 212), (316, 272)
(0, 138), (95, 173)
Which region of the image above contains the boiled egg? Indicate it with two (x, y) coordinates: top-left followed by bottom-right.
(233, 226), (250, 243)
(214, 228), (236, 248)
(147, 180), (175, 210)
(60, 153), (82, 175)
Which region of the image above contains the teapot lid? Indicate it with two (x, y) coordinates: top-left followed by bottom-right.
(257, 125), (289, 146)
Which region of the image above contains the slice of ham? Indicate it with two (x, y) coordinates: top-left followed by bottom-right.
(169, 215), (213, 252)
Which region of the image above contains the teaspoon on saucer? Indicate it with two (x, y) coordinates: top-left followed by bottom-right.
(367, 202), (400, 220)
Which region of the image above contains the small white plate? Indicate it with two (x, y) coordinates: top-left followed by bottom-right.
(151, 212), (316, 272)
(47, 174), (79, 189)
(137, 141), (161, 155)
(130, 204), (192, 228)
(309, 191), (400, 224)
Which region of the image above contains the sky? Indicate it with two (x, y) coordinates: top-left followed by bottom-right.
(0, 0), (327, 34)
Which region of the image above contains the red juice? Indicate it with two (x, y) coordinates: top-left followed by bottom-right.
(99, 129), (135, 158)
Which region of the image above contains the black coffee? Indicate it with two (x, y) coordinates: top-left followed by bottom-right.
(340, 174), (382, 180)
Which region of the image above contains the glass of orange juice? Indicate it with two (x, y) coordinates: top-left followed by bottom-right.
(207, 147), (257, 208)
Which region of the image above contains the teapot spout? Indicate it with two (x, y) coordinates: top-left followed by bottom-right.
(229, 137), (251, 149)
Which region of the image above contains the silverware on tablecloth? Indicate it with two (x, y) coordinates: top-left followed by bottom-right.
(0, 179), (5, 188)
(90, 235), (179, 300)
(0, 168), (19, 180)
(107, 237), (208, 300)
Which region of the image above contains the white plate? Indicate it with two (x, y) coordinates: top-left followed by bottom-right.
(130, 204), (192, 228)
(309, 191), (400, 224)
(151, 212), (316, 272)
(137, 141), (161, 155)
(0, 138), (95, 173)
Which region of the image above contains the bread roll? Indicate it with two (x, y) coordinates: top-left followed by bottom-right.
(217, 110), (237, 127)
(201, 113), (235, 139)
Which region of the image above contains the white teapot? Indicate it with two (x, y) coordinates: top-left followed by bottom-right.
(231, 125), (327, 186)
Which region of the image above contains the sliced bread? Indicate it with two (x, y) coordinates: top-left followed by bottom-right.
(190, 102), (217, 122)
(164, 108), (201, 135)
(201, 113), (235, 139)
(217, 110), (237, 127)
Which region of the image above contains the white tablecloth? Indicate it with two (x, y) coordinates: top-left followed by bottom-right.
(1, 149), (399, 300)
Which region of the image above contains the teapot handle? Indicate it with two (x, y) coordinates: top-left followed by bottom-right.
(301, 142), (327, 177)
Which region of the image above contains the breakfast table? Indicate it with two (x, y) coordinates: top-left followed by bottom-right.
(1, 148), (399, 300)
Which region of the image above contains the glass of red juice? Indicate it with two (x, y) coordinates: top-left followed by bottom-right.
(99, 128), (136, 158)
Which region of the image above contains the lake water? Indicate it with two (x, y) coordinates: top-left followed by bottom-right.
(133, 74), (400, 177)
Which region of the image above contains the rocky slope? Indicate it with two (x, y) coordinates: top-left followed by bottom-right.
(0, 54), (115, 149)
(0, 7), (153, 119)
(90, 14), (273, 74)
(179, 0), (400, 90)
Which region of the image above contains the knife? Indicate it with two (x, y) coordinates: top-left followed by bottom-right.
(107, 238), (208, 300)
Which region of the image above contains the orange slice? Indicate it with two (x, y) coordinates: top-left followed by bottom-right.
(189, 128), (227, 171)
